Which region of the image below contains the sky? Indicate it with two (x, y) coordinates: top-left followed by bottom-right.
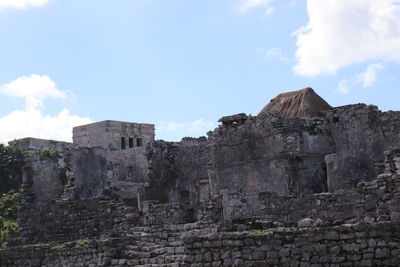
(0, 0), (399, 142)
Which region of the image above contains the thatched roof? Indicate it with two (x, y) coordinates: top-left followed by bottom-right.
(258, 87), (333, 119)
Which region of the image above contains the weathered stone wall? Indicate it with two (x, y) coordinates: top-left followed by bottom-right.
(4, 221), (400, 267)
(63, 147), (109, 200)
(145, 137), (210, 206)
(107, 146), (149, 205)
(143, 105), (400, 210)
(0, 238), (123, 267)
(142, 202), (195, 226)
(15, 104), (400, 207)
(1, 223), (219, 267)
(184, 221), (400, 267)
(208, 114), (334, 197)
(222, 167), (400, 227)
(325, 104), (386, 192)
(73, 120), (155, 151)
(21, 157), (66, 203)
(170, 138), (210, 206)
(11, 138), (71, 203)
(9, 137), (72, 152)
(196, 195), (222, 223)
(381, 110), (400, 150)
(12, 198), (135, 246)
(145, 140), (178, 203)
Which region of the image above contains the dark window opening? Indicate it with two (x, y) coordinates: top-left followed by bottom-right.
(180, 190), (191, 206)
(136, 138), (143, 147)
(121, 137), (126, 150)
(129, 138), (134, 148)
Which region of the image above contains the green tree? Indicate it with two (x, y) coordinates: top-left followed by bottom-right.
(0, 144), (25, 195)
(0, 190), (21, 248)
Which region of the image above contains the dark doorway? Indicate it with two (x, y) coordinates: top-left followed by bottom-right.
(121, 137), (126, 149)
(129, 138), (134, 148)
(136, 138), (143, 147)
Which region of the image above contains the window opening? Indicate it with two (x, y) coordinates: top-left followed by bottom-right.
(129, 138), (134, 148)
(121, 137), (126, 149)
(136, 138), (143, 147)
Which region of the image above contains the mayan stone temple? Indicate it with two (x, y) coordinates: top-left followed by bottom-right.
(2, 87), (400, 266)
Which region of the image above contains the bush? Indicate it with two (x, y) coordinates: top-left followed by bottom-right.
(0, 190), (21, 220)
(33, 147), (61, 163)
(0, 144), (25, 195)
(0, 190), (21, 249)
(0, 218), (18, 249)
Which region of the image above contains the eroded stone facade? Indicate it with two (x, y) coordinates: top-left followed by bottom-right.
(3, 89), (400, 266)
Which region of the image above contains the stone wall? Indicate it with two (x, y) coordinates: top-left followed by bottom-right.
(183, 221), (400, 267)
(325, 104), (386, 191)
(21, 157), (66, 203)
(73, 120), (155, 151)
(169, 137), (210, 206)
(142, 202), (195, 226)
(63, 147), (109, 200)
(196, 195), (222, 223)
(4, 221), (400, 266)
(107, 146), (149, 205)
(207, 114), (334, 197)
(0, 238), (123, 267)
(380, 110), (400, 151)
(12, 198), (135, 246)
(145, 137), (210, 207)
(9, 137), (72, 152)
(223, 168), (400, 227)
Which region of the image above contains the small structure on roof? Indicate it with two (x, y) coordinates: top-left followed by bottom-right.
(218, 113), (248, 126)
(258, 87), (333, 119)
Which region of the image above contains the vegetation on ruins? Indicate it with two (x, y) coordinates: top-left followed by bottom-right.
(0, 144), (25, 249)
(33, 147), (61, 163)
(0, 190), (21, 248)
(0, 144), (25, 196)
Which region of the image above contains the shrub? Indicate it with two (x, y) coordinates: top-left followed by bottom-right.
(0, 144), (25, 195)
(0, 218), (18, 249)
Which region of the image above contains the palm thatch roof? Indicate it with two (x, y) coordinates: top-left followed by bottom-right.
(258, 87), (333, 119)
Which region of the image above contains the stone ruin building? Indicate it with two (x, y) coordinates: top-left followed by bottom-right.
(2, 87), (400, 266)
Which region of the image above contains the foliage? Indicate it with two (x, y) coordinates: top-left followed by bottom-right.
(0, 218), (18, 249)
(0, 144), (25, 196)
(33, 147), (61, 163)
(0, 190), (21, 220)
(0, 190), (21, 249)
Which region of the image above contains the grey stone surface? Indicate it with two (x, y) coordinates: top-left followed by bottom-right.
(5, 88), (400, 266)
(73, 120), (154, 151)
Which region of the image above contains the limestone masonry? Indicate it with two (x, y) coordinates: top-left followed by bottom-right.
(2, 87), (400, 266)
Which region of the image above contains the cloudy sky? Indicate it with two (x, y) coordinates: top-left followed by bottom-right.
(0, 0), (399, 142)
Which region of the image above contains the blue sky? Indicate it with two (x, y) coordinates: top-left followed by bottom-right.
(0, 0), (399, 142)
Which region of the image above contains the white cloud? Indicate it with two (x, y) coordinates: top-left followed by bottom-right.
(335, 63), (384, 94)
(1, 74), (68, 109)
(238, 0), (274, 13)
(336, 80), (350, 95)
(0, 0), (49, 9)
(264, 6), (275, 16)
(293, 0), (400, 77)
(260, 47), (291, 63)
(0, 75), (92, 143)
(357, 63), (384, 87)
